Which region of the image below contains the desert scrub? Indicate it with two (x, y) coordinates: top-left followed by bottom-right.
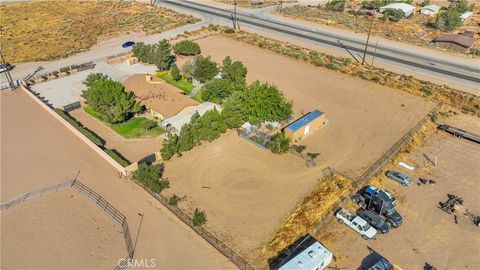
(0, 1), (199, 62)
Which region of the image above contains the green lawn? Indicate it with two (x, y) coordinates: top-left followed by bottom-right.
(157, 72), (195, 94)
(192, 90), (203, 102)
(84, 106), (164, 139)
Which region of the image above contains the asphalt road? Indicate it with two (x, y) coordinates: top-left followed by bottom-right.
(162, 0), (480, 93)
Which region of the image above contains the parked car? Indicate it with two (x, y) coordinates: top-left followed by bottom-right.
(335, 208), (377, 240)
(0, 63), (14, 73)
(122, 41), (136, 48)
(358, 209), (391, 234)
(366, 257), (394, 270)
(386, 171), (412, 186)
(353, 186), (403, 228)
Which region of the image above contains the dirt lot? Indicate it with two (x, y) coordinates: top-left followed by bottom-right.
(1, 189), (126, 269)
(163, 36), (434, 262)
(70, 108), (163, 163)
(0, 90), (235, 269)
(316, 119), (480, 269)
(0, 0), (198, 63)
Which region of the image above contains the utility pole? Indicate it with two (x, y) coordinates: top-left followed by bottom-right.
(132, 212), (144, 258)
(371, 39), (379, 67)
(0, 49), (16, 90)
(362, 13), (374, 65)
(233, 0), (238, 30)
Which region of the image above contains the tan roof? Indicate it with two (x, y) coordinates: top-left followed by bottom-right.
(433, 34), (476, 49)
(123, 74), (198, 118)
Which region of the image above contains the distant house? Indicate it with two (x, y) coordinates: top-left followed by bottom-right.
(283, 110), (326, 142)
(123, 74), (198, 119)
(162, 102), (221, 134)
(460, 11), (473, 22)
(432, 34), (476, 52)
(420, 5), (441, 16)
(380, 3), (416, 17)
(270, 235), (333, 270)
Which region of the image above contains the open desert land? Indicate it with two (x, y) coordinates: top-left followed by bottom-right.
(162, 35), (435, 262)
(316, 115), (480, 269)
(0, 90), (236, 270)
(1, 189), (126, 269)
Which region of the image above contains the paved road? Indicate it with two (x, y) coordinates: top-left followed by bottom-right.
(162, 0), (480, 93)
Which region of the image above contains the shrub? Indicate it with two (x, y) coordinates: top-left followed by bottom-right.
(132, 40), (172, 70)
(193, 208), (207, 226)
(382, 8), (405, 21)
(54, 109), (104, 147)
(133, 163), (170, 193)
(449, 0), (472, 14)
(420, 85), (433, 96)
(224, 28), (235, 34)
(170, 64), (181, 81)
(60, 66), (70, 73)
(325, 0), (347, 12)
(168, 194), (180, 206)
(105, 149), (130, 167)
(292, 144), (307, 153)
(435, 10), (462, 32)
(173, 40), (201, 55)
(267, 132), (291, 154)
(307, 152), (320, 159)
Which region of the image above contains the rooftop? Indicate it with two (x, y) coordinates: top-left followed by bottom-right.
(163, 102), (221, 132)
(433, 34), (476, 49)
(123, 74), (198, 118)
(286, 110), (324, 132)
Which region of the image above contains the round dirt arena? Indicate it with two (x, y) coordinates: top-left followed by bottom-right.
(1, 189), (127, 269)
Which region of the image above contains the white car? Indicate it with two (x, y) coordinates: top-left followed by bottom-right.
(335, 208), (377, 240)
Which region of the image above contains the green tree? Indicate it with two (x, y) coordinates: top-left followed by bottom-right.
(221, 56), (248, 87)
(193, 55), (218, 82)
(230, 81), (292, 125)
(382, 8), (405, 21)
(83, 79), (140, 124)
(267, 132), (290, 154)
(173, 40), (201, 55)
(161, 133), (180, 160)
(83, 73), (109, 87)
(449, 0), (472, 14)
(201, 79), (234, 104)
(154, 39), (172, 71)
(326, 0), (347, 12)
(132, 42), (153, 63)
(221, 100), (244, 128)
(435, 10), (462, 32)
(171, 64), (181, 81)
(133, 163), (169, 193)
(193, 208), (207, 226)
(181, 57), (196, 80)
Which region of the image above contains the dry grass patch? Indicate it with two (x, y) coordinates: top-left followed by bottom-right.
(0, 0), (199, 63)
(214, 0), (296, 8)
(256, 174), (353, 268)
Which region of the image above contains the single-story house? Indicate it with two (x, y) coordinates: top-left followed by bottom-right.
(162, 102), (221, 134)
(420, 5), (441, 16)
(283, 110), (326, 142)
(123, 74), (198, 119)
(460, 11), (473, 22)
(432, 34), (476, 52)
(380, 3), (416, 17)
(272, 235), (333, 270)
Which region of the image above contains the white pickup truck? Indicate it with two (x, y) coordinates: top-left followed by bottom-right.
(335, 208), (377, 240)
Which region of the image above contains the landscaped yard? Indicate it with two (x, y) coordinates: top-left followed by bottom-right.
(157, 72), (195, 94)
(84, 106), (164, 139)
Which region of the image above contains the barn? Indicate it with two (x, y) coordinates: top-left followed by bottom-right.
(284, 110), (326, 142)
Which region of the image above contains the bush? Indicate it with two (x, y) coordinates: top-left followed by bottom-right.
(201, 79), (234, 104)
(193, 208), (207, 226)
(173, 40), (201, 55)
(60, 66), (70, 73)
(325, 0), (347, 12)
(170, 64), (181, 81)
(133, 163), (170, 193)
(132, 40), (172, 70)
(292, 144), (307, 153)
(420, 85), (433, 96)
(168, 194), (180, 206)
(54, 109), (104, 147)
(267, 132), (290, 154)
(224, 28), (235, 34)
(193, 55), (218, 82)
(382, 8), (405, 21)
(449, 0), (472, 14)
(435, 10), (462, 32)
(307, 152), (320, 159)
(105, 149), (130, 167)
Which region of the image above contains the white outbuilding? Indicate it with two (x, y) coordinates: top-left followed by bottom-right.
(274, 235), (333, 270)
(380, 3), (416, 17)
(421, 5), (441, 16)
(460, 11), (473, 22)
(162, 102), (221, 134)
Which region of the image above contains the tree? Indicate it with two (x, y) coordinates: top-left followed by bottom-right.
(171, 64), (181, 81)
(133, 163), (169, 193)
(449, 0), (472, 14)
(435, 10), (462, 32)
(193, 55), (218, 82)
(181, 57), (196, 81)
(326, 0), (347, 12)
(267, 132), (290, 154)
(221, 100), (244, 128)
(382, 8), (405, 21)
(173, 40), (201, 55)
(154, 39), (172, 71)
(161, 133), (180, 160)
(201, 79), (234, 104)
(230, 81), (292, 125)
(421, 0), (430, 7)
(83, 73), (109, 87)
(132, 42), (153, 63)
(221, 56), (247, 87)
(83, 79), (141, 124)
(193, 208), (207, 226)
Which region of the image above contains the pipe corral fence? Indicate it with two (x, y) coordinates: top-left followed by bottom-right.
(0, 180), (134, 269)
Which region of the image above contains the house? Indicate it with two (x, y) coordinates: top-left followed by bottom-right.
(432, 34), (476, 52)
(123, 74), (198, 119)
(420, 5), (441, 16)
(162, 102), (221, 134)
(460, 11), (473, 22)
(283, 110), (326, 142)
(270, 235), (333, 270)
(380, 3), (416, 17)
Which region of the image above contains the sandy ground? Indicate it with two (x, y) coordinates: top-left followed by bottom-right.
(1, 189), (126, 269)
(317, 125), (480, 269)
(163, 36), (434, 261)
(0, 90), (235, 269)
(70, 108), (163, 163)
